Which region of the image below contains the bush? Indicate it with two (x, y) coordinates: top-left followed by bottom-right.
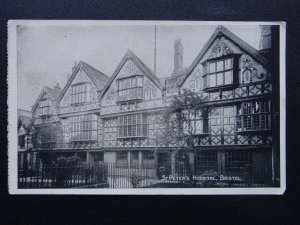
(129, 173), (144, 188)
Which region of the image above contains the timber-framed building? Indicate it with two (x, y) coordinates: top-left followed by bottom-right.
(26, 25), (280, 183)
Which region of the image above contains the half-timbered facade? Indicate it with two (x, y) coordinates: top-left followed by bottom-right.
(30, 25), (279, 182)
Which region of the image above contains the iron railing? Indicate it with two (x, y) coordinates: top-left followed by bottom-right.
(18, 160), (275, 189)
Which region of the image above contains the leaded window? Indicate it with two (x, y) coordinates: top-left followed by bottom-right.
(205, 58), (234, 88)
(116, 152), (128, 167)
(195, 151), (218, 174)
(118, 114), (148, 138)
(225, 151), (252, 174)
(70, 114), (97, 141)
(236, 101), (271, 132)
(117, 76), (143, 102)
(38, 100), (53, 116)
(71, 83), (91, 105)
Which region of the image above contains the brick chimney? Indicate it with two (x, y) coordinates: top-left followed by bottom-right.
(259, 26), (272, 52)
(174, 39), (183, 73)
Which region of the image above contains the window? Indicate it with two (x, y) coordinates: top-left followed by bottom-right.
(205, 58), (234, 88)
(130, 151), (139, 169)
(118, 114), (148, 138)
(71, 83), (91, 105)
(116, 152), (128, 167)
(70, 114), (97, 141)
(18, 135), (25, 147)
(142, 151), (155, 169)
(182, 111), (209, 135)
(117, 76), (143, 102)
(195, 151), (218, 174)
(236, 101), (271, 132)
(242, 69), (252, 84)
(225, 151), (252, 174)
(38, 100), (53, 116)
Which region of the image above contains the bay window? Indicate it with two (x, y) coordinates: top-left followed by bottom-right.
(236, 101), (271, 132)
(117, 75), (143, 102)
(118, 114), (148, 138)
(71, 83), (91, 105)
(38, 100), (53, 116)
(205, 57), (235, 89)
(70, 114), (97, 141)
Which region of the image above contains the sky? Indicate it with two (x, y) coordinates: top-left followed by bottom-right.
(17, 23), (261, 111)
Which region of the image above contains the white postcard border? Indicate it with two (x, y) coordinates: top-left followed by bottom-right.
(8, 20), (286, 195)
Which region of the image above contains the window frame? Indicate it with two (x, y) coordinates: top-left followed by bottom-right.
(117, 75), (144, 102)
(70, 114), (98, 142)
(117, 113), (148, 139)
(71, 82), (92, 105)
(236, 100), (271, 132)
(204, 56), (236, 90)
(116, 151), (128, 167)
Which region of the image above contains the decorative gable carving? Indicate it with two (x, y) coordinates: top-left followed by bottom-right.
(118, 59), (142, 78)
(209, 38), (233, 59)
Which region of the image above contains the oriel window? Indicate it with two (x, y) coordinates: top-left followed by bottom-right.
(71, 83), (92, 105)
(205, 58), (234, 88)
(236, 101), (271, 132)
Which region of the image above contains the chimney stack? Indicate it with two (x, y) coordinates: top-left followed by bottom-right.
(174, 39), (183, 73)
(259, 25), (272, 51)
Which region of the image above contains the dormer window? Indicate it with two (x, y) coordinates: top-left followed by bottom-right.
(204, 56), (236, 90)
(117, 75), (143, 102)
(71, 82), (91, 105)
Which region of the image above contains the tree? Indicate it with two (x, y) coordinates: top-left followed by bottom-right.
(157, 89), (214, 179)
(31, 122), (62, 164)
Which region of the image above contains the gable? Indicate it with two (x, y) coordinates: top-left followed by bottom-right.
(181, 34), (269, 91)
(18, 125), (27, 135)
(59, 67), (99, 107)
(101, 58), (161, 106)
(32, 89), (49, 115)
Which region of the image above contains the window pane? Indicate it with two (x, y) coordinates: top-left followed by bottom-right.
(224, 71), (232, 85)
(243, 103), (251, 114)
(209, 63), (215, 73)
(216, 61), (224, 72)
(217, 73), (223, 85)
(136, 76), (141, 86)
(209, 74), (216, 87)
(224, 59), (232, 70)
(243, 116), (252, 130)
(253, 115), (260, 130)
(131, 77), (137, 87)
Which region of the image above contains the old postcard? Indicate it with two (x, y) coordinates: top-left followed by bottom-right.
(8, 20), (286, 194)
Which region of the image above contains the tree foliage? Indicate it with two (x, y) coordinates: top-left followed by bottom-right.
(158, 89), (214, 150)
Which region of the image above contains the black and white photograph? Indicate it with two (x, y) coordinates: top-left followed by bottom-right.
(8, 20), (286, 194)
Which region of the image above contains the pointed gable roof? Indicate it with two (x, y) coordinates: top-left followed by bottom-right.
(31, 86), (62, 113)
(100, 49), (163, 100)
(179, 25), (269, 87)
(18, 109), (32, 130)
(57, 61), (109, 103)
